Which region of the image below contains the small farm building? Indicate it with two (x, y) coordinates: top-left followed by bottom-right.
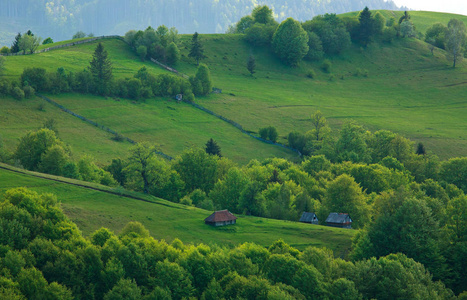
(204, 210), (237, 226)
(299, 212), (319, 224)
(325, 213), (352, 229)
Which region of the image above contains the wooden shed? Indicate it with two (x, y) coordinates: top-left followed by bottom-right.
(325, 213), (352, 229)
(204, 210), (237, 226)
(299, 212), (319, 225)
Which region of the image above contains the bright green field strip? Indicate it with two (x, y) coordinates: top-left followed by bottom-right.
(2, 39), (170, 80)
(0, 167), (354, 255)
(0, 95), (132, 164)
(340, 10), (467, 34)
(175, 34), (467, 159)
(47, 93), (297, 164)
(36, 37), (95, 50)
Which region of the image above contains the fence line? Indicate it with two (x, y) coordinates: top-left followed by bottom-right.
(5, 35), (299, 157)
(0, 35), (123, 57)
(188, 102), (302, 156)
(37, 94), (173, 161)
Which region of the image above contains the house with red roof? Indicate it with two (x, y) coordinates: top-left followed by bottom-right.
(204, 210), (237, 226)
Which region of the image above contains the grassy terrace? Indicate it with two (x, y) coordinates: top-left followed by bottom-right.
(0, 163), (355, 256)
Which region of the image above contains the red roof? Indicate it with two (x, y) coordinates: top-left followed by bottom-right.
(204, 210), (237, 222)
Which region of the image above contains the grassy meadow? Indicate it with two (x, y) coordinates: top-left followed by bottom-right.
(174, 28), (467, 159)
(0, 164), (354, 255)
(2, 10), (467, 161)
(0, 95), (133, 164)
(46, 93), (297, 164)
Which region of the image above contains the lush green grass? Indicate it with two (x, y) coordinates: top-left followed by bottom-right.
(46, 93), (297, 164)
(0, 95), (132, 164)
(174, 33), (467, 159)
(0, 164), (355, 255)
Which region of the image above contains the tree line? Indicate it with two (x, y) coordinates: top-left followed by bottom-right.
(0, 40), (212, 101)
(0, 187), (459, 299)
(232, 6), (466, 68)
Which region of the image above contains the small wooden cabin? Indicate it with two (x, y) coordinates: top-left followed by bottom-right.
(325, 213), (352, 229)
(204, 210), (237, 226)
(299, 212), (319, 225)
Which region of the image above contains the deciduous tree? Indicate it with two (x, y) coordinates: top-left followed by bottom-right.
(445, 18), (466, 68)
(272, 18), (309, 66)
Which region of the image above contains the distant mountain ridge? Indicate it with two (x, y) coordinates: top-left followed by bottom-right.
(0, 0), (401, 45)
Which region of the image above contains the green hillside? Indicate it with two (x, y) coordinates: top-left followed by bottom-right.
(0, 163), (354, 255)
(173, 33), (467, 159)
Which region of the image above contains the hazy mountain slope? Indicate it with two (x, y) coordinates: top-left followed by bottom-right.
(0, 0), (401, 45)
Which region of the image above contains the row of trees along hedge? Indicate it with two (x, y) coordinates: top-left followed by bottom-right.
(232, 6), (466, 68)
(0, 187), (460, 299)
(9, 42), (212, 100)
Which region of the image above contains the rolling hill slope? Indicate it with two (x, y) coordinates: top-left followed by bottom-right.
(1, 10), (466, 165)
(0, 163), (354, 255)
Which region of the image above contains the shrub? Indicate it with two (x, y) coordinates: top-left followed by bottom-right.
(42, 37), (53, 45)
(259, 126), (278, 142)
(328, 74), (335, 81)
(321, 59), (332, 73)
(12, 87), (25, 100)
(0, 46), (10, 54)
(0, 79), (12, 95)
(306, 69), (316, 79)
(23, 85), (35, 98)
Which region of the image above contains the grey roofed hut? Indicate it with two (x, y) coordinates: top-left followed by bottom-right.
(325, 213), (352, 229)
(204, 210), (237, 226)
(299, 212), (319, 225)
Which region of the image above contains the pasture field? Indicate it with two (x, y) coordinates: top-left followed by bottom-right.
(0, 163), (355, 255)
(46, 93), (297, 164)
(0, 95), (132, 164)
(174, 30), (467, 159)
(1, 10), (466, 163)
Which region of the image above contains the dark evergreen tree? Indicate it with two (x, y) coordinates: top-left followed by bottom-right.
(205, 138), (221, 157)
(89, 42), (113, 95)
(11, 33), (21, 53)
(399, 11), (411, 24)
(357, 7), (375, 46)
(416, 142), (426, 155)
(247, 55), (256, 75)
(189, 32), (205, 66)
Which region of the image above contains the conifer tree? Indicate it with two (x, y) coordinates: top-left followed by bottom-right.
(189, 32), (204, 65)
(89, 42), (113, 95)
(11, 33), (21, 53)
(205, 138), (221, 157)
(358, 7), (375, 46)
(247, 55), (256, 75)
(416, 142), (426, 155)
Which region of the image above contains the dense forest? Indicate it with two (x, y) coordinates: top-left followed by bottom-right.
(0, 187), (459, 299)
(0, 0), (401, 45)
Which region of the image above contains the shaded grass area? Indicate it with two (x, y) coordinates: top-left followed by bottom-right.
(46, 93), (297, 164)
(0, 95), (132, 164)
(0, 164), (354, 255)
